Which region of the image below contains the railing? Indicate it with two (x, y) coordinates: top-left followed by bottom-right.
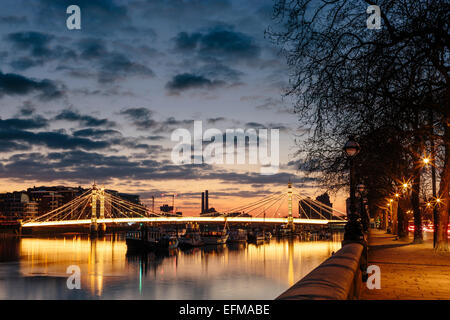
(276, 242), (364, 300)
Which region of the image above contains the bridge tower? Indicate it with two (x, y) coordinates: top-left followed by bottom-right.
(287, 181), (295, 232)
(90, 184), (98, 235)
(98, 187), (106, 234)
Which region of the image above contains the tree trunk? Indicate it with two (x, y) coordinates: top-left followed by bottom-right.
(412, 110), (423, 243)
(412, 170), (423, 243)
(436, 119), (450, 252)
(397, 197), (409, 240)
(392, 200), (398, 235)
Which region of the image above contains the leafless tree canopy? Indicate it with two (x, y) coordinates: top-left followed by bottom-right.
(268, 0), (449, 248)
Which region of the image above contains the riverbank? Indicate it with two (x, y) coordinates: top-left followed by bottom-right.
(360, 229), (450, 300)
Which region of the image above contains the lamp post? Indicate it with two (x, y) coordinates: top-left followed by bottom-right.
(343, 137), (364, 242)
(357, 184), (369, 232)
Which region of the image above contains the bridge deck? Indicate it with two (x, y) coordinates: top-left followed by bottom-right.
(22, 216), (345, 227)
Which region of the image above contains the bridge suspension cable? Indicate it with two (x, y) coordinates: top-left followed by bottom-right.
(222, 191), (284, 215)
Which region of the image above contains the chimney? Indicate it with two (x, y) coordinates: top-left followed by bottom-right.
(201, 192), (205, 214)
(151, 196), (154, 215)
(205, 190), (209, 213)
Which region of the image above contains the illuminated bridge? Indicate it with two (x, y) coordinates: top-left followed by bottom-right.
(21, 183), (346, 230)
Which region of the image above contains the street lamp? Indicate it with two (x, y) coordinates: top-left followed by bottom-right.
(343, 137), (364, 242)
(344, 139), (361, 157)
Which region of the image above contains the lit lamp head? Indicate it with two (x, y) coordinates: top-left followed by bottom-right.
(423, 157), (430, 165)
(344, 137), (361, 157)
(357, 184), (365, 194)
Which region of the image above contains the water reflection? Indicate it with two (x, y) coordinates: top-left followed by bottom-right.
(0, 233), (342, 299)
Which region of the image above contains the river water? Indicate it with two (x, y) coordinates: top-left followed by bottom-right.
(0, 232), (342, 299)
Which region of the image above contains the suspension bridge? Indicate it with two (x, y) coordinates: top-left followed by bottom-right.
(21, 182), (346, 230)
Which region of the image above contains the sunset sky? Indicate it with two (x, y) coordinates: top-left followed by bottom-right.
(0, 0), (346, 215)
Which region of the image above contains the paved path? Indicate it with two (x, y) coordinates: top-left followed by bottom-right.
(360, 229), (450, 300)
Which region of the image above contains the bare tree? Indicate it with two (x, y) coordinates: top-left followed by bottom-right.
(268, 0), (449, 249)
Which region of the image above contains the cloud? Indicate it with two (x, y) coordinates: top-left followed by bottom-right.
(119, 108), (196, 133)
(17, 102), (36, 116)
(54, 109), (116, 127)
(0, 117), (48, 130)
(165, 73), (225, 94)
(0, 70), (64, 100)
(173, 26), (261, 63)
(10, 57), (44, 70)
(72, 128), (122, 138)
(207, 117), (226, 124)
(195, 63), (244, 82)
(0, 128), (110, 151)
(98, 52), (155, 83)
(6, 31), (53, 57)
(119, 107), (157, 130)
(173, 32), (203, 51)
(0, 140), (30, 152)
(77, 38), (108, 59)
(5, 31), (77, 70)
(0, 148), (308, 187)
(146, 135), (165, 141)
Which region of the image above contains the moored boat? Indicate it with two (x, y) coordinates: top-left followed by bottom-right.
(179, 223), (204, 247)
(126, 225), (178, 251)
(248, 230), (265, 242)
(227, 229), (248, 243)
(201, 225), (228, 245)
(201, 231), (228, 245)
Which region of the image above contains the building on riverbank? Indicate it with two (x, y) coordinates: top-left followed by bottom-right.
(0, 192), (38, 220)
(0, 185), (143, 221)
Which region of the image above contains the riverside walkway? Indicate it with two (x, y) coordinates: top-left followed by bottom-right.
(361, 229), (450, 300)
